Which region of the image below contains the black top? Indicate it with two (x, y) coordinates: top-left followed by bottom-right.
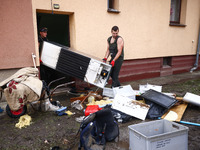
(107, 36), (124, 60)
(38, 35), (48, 55)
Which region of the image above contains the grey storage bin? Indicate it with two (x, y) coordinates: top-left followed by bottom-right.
(128, 119), (188, 150)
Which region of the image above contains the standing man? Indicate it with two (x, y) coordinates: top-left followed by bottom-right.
(38, 27), (53, 84)
(38, 27), (48, 56)
(103, 26), (124, 87)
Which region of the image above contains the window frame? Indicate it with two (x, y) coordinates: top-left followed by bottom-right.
(170, 0), (182, 24)
(162, 57), (172, 67)
(169, 0), (186, 27)
(107, 0), (120, 13)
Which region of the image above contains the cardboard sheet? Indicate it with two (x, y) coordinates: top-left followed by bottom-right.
(113, 85), (136, 99)
(112, 94), (150, 120)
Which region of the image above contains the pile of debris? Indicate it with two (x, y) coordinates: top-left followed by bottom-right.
(1, 67), (200, 149)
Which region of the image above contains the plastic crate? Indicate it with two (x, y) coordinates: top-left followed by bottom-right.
(128, 119), (188, 150)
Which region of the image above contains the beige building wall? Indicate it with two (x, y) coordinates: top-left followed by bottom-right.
(32, 0), (200, 62)
(1, 0), (200, 70)
(0, 0), (36, 69)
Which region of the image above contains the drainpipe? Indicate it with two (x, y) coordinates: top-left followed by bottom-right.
(190, 24), (200, 72)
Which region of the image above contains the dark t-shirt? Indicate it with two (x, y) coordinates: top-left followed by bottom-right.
(107, 36), (124, 60)
(38, 35), (48, 55)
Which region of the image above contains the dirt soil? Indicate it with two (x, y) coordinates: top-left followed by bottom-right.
(0, 71), (200, 150)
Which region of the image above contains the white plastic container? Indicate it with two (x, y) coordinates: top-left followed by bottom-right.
(128, 119), (188, 150)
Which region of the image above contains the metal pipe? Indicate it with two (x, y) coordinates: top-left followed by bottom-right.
(190, 24), (200, 72)
(32, 53), (36, 68)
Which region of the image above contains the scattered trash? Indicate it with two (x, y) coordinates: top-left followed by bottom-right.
(113, 85), (136, 99)
(71, 91), (93, 110)
(112, 94), (150, 120)
(163, 92), (176, 98)
(163, 110), (178, 121)
(75, 116), (85, 122)
(70, 96), (87, 103)
(110, 107), (133, 123)
(141, 89), (178, 119)
(161, 99), (188, 122)
(0, 107), (3, 113)
(70, 92), (102, 102)
(62, 138), (69, 145)
(40, 98), (61, 112)
(71, 100), (83, 110)
(66, 110), (75, 115)
(183, 92), (200, 106)
(139, 83), (162, 93)
(88, 95), (95, 103)
(178, 120), (200, 127)
(15, 114), (32, 129)
(44, 139), (49, 144)
(103, 87), (114, 98)
(84, 105), (102, 116)
(87, 99), (113, 107)
(57, 110), (75, 116)
(55, 107), (67, 116)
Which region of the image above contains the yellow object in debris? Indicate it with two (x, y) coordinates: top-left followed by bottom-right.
(65, 110), (74, 115)
(137, 100), (146, 104)
(15, 114), (32, 129)
(88, 96), (95, 103)
(87, 100), (113, 106)
(164, 111), (178, 121)
(80, 94), (85, 97)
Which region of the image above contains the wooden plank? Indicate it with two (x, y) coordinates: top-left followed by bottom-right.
(161, 102), (188, 122)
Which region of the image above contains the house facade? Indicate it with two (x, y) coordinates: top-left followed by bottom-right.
(0, 0), (200, 83)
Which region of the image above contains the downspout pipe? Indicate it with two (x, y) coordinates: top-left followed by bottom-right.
(190, 24), (200, 72)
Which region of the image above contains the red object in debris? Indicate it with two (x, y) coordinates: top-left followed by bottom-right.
(10, 107), (24, 115)
(85, 105), (102, 116)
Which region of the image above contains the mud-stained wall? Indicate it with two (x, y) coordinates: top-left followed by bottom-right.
(0, 0), (36, 69)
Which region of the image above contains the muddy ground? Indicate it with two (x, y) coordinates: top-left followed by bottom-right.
(0, 72), (200, 150)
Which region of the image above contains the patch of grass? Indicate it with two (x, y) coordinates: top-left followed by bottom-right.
(162, 79), (200, 97)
